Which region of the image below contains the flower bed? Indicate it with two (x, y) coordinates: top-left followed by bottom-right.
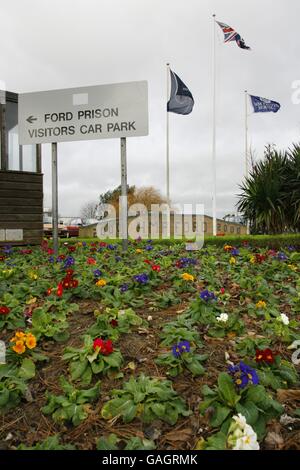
(0, 239), (299, 450)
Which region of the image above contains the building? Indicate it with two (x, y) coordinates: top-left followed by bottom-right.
(0, 90), (246, 245)
(79, 212), (247, 238)
(0, 90), (43, 245)
(204, 215), (246, 236)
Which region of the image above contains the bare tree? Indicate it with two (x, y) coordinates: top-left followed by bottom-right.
(80, 201), (98, 220)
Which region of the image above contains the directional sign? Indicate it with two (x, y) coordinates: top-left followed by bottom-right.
(18, 81), (148, 144)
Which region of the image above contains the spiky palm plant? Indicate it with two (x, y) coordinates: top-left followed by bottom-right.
(237, 145), (299, 234)
(284, 145), (300, 230)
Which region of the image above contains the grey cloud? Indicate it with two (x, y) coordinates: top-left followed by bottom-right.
(1, 0), (299, 218)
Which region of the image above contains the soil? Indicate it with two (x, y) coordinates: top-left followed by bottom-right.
(1, 291), (300, 451)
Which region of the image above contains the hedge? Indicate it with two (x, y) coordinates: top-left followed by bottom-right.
(64, 234), (300, 250)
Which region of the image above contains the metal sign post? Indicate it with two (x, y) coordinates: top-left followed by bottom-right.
(51, 142), (59, 256)
(120, 137), (128, 251)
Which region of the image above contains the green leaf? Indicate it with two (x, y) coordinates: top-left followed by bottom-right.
(202, 384), (216, 397)
(78, 382), (100, 402)
(80, 366), (93, 384)
(199, 397), (217, 414)
(268, 398), (284, 414)
(30, 351), (48, 362)
(246, 385), (267, 404)
(151, 402), (166, 419)
(258, 369), (282, 390)
(186, 359), (205, 376)
(59, 375), (75, 395)
(196, 354), (209, 361)
(133, 391), (146, 403)
(236, 401), (259, 425)
(72, 406), (87, 426)
(101, 398), (135, 421)
(123, 403), (138, 423)
(87, 350), (99, 363)
(205, 431), (227, 450)
(53, 331), (70, 342)
(210, 405), (231, 427)
(0, 364), (17, 379)
(252, 414), (266, 440)
(164, 405), (179, 425)
(125, 437), (156, 450)
(17, 435), (75, 450)
(18, 358), (36, 380)
(217, 372), (239, 407)
(103, 354), (122, 368)
(91, 360), (104, 374)
(279, 367), (298, 385)
(70, 360), (89, 381)
(96, 434), (119, 450)
(0, 387), (10, 406)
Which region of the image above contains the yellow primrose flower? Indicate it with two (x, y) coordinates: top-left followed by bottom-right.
(250, 255), (256, 264)
(96, 279), (107, 287)
(13, 340), (26, 354)
(15, 331), (26, 339)
(10, 331), (26, 343)
(25, 333), (37, 349)
(181, 273), (194, 282)
(136, 249), (143, 254)
(229, 257), (236, 265)
(256, 300), (267, 309)
(28, 271), (38, 280)
(288, 264), (297, 271)
(224, 245), (233, 251)
(136, 403), (144, 416)
(2, 269), (13, 276)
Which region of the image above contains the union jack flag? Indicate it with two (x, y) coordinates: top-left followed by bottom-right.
(216, 21), (251, 50)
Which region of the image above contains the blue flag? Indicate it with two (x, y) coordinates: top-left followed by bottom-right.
(250, 95), (281, 113)
(167, 70), (194, 115)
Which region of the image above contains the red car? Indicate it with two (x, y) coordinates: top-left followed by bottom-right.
(66, 218), (83, 237)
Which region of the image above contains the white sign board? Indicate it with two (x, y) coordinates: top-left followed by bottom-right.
(18, 81), (148, 144)
(5, 229), (24, 241)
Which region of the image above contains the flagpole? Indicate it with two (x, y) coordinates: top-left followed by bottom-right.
(245, 90), (249, 178)
(212, 14), (217, 236)
(166, 62), (170, 204)
(245, 90), (250, 235)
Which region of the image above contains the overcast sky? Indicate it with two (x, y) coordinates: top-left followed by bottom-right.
(1, 0), (299, 217)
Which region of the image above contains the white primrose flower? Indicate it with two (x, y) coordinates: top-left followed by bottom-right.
(279, 313), (289, 325)
(228, 415), (260, 450)
(216, 313), (228, 323)
(232, 413), (247, 429)
(233, 432), (260, 450)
